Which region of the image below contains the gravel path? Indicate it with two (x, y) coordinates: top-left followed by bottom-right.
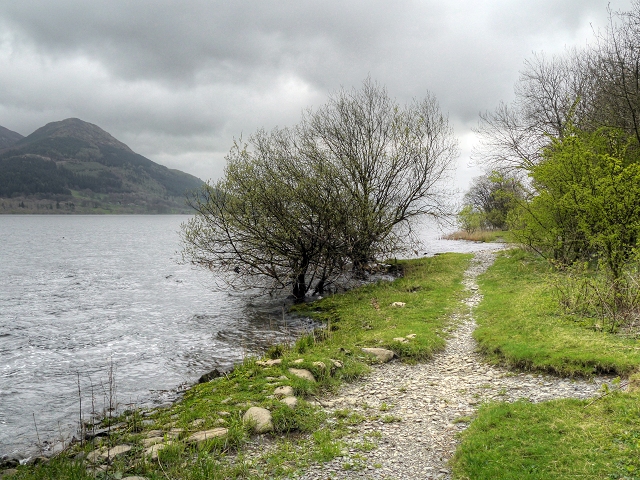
(298, 250), (613, 480)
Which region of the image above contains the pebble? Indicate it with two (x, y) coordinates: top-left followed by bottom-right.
(295, 250), (614, 479)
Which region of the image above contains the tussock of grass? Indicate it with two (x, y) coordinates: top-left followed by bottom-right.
(7, 253), (471, 480)
(474, 249), (640, 377)
(452, 392), (640, 480)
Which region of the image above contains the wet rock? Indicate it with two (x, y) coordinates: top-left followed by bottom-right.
(187, 428), (228, 443)
(0, 458), (19, 469)
(288, 368), (316, 382)
(197, 368), (223, 383)
(243, 407), (273, 433)
(362, 347), (395, 363)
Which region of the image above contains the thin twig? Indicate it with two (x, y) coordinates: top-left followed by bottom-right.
(33, 413), (42, 453)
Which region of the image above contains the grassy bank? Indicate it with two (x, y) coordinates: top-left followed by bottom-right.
(452, 391), (640, 480)
(473, 249), (640, 377)
(453, 248), (640, 480)
(4, 253), (471, 480)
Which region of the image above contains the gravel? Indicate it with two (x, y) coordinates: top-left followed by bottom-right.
(296, 250), (614, 480)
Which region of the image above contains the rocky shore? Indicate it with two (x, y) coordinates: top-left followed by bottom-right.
(1, 250), (617, 479)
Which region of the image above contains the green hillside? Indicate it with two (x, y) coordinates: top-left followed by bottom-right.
(0, 118), (204, 214)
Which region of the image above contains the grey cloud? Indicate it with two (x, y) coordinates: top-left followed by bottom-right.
(0, 0), (635, 184)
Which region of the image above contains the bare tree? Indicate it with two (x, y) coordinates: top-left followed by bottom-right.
(474, 50), (593, 171)
(301, 79), (458, 272)
(182, 79), (458, 299)
(591, 2), (640, 144)
(474, 2), (640, 172)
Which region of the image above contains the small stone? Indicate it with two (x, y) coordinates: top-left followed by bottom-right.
(393, 337), (409, 343)
(243, 407), (273, 433)
(142, 436), (164, 447)
(330, 359), (344, 368)
(1, 469), (18, 477)
(312, 361), (326, 370)
(144, 442), (172, 460)
(391, 302), (406, 307)
(86, 449), (104, 463)
(102, 444), (131, 458)
(186, 428), (228, 443)
(281, 396), (298, 409)
(145, 429), (163, 437)
(274, 385), (294, 397)
(361, 348), (395, 363)
(191, 419), (205, 428)
(166, 428), (183, 439)
(256, 359), (282, 367)
(406, 334), (417, 339)
(218, 411), (230, 416)
(292, 358), (304, 364)
(288, 368), (316, 382)
(86, 465), (108, 475)
(122, 477), (149, 480)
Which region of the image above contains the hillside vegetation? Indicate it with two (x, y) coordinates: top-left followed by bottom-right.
(0, 118), (203, 214)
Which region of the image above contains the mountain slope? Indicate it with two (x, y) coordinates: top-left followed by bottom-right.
(0, 119), (204, 214)
(0, 125), (24, 150)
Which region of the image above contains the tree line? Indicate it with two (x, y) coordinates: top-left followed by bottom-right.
(0, 156), (124, 197)
(461, 2), (640, 329)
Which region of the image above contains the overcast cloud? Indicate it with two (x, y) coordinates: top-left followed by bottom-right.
(0, 1), (634, 190)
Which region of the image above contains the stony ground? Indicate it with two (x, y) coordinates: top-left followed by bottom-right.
(296, 250), (613, 480)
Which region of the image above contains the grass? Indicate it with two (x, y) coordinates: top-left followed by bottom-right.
(291, 253), (472, 364)
(4, 252), (471, 480)
(474, 249), (640, 377)
(452, 392), (640, 480)
(452, 248), (640, 479)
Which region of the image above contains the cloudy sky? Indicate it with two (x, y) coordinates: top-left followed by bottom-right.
(0, 1), (634, 191)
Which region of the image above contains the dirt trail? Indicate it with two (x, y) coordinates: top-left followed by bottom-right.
(299, 250), (612, 480)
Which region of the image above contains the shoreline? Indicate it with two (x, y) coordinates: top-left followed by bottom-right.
(1, 252), (472, 478)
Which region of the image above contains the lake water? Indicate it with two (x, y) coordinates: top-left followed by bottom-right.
(0, 215), (501, 458)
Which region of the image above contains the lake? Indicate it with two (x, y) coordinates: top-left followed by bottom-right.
(0, 215), (500, 458)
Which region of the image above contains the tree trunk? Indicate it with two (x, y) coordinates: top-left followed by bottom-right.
(292, 273), (307, 302)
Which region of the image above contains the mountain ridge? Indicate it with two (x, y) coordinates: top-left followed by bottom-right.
(0, 118), (204, 214)
(0, 125), (24, 150)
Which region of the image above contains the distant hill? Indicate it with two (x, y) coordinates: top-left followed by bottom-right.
(0, 125), (23, 150)
(0, 118), (204, 214)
